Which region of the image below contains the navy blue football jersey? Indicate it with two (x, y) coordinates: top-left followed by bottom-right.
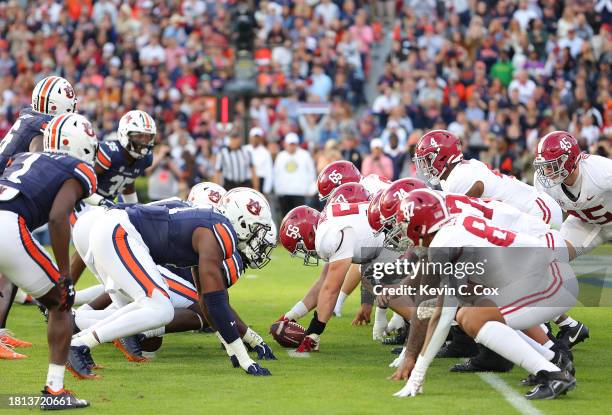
(125, 204), (244, 286)
(0, 108), (52, 174)
(0, 152), (97, 230)
(95, 140), (152, 199)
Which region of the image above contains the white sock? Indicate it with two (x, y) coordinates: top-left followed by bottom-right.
(540, 323), (550, 334)
(71, 331), (101, 349)
(516, 330), (555, 361)
(46, 364), (65, 392)
(475, 321), (559, 375)
(557, 316), (578, 328)
(79, 303), (93, 311)
(143, 327), (165, 338)
(543, 340), (555, 350)
(334, 292), (348, 315)
(74, 284), (106, 306)
(285, 301), (308, 321)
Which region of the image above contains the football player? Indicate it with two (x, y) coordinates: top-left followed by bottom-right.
(69, 110), (157, 301)
(533, 130), (611, 347)
(316, 162), (391, 318)
(0, 76), (77, 351)
(390, 189), (577, 400)
(280, 185), (409, 352)
(414, 130), (585, 342)
(67, 188), (276, 378)
(0, 113), (96, 408)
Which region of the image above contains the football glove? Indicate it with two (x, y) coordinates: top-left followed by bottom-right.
(243, 328), (277, 360)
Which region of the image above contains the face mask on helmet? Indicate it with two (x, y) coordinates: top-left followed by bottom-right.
(384, 221), (413, 251)
(126, 132), (156, 159)
(534, 155), (569, 188)
(413, 151), (441, 185)
(239, 222), (276, 269)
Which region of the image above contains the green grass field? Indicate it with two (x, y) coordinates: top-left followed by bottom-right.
(1, 247), (611, 414)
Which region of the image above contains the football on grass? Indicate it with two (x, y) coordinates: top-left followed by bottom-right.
(269, 320), (306, 348)
(141, 336), (163, 352)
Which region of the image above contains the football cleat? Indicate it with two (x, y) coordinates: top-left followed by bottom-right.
(113, 334), (148, 362)
(295, 334), (320, 353)
(40, 386), (89, 410)
(245, 362), (271, 376)
(0, 329), (32, 348)
(66, 346), (100, 379)
(524, 370), (576, 400)
(450, 346), (513, 372)
(0, 340), (27, 359)
(522, 344), (574, 386)
(382, 325), (408, 346)
(556, 322), (589, 349)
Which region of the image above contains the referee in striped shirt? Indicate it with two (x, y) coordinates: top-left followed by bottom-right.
(214, 132), (259, 191)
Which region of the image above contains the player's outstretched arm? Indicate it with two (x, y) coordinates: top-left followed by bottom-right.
(48, 178), (84, 309)
(193, 228), (271, 375)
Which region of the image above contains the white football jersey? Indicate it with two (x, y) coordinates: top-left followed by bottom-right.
(441, 159), (538, 213)
(429, 213), (553, 288)
(441, 192), (551, 236)
(360, 174), (391, 195)
(316, 202), (384, 264)
(536, 154), (612, 226)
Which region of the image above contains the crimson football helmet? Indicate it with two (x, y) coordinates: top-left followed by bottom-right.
(327, 182), (370, 205)
(413, 130), (463, 185)
(367, 190), (384, 234)
(534, 131), (581, 188)
(378, 178), (427, 241)
(279, 206), (320, 266)
(317, 161), (361, 200)
(386, 189), (450, 250)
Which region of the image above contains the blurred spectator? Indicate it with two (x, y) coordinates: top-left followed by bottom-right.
(490, 138), (520, 178)
(274, 133), (316, 216)
(245, 127), (274, 195)
(214, 132), (259, 191)
(146, 144), (182, 201)
(340, 134), (363, 171)
(361, 138), (393, 179)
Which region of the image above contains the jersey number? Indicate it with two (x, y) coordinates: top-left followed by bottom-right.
(463, 216), (516, 247)
(5, 153), (40, 184)
(567, 205), (612, 225)
(446, 194), (494, 219)
(107, 176), (134, 197)
(0, 119), (22, 154)
(331, 203), (360, 217)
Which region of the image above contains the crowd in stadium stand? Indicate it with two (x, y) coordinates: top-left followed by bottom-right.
(0, 0), (610, 205)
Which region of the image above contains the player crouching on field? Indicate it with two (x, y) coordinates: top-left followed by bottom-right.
(389, 189), (577, 400)
(67, 187), (276, 377)
(0, 113), (97, 409)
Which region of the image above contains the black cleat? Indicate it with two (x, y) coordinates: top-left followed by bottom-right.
(382, 325), (408, 345)
(438, 326), (479, 358)
(40, 386), (89, 410)
(522, 343), (574, 386)
(451, 346), (513, 372)
(66, 346), (100, 380)
(525, 370), (576, 400)
(391, 347), (403, 355)
(113, 334), (147, 362)
(556, 322), (589, 349)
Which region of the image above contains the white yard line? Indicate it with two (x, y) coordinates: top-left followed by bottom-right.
(477, 372), (544, 415)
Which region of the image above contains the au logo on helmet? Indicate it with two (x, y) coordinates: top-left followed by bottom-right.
(209, 190), (221, 203)
(64, 86), (75, 99)
(246, 199), (262, 215)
